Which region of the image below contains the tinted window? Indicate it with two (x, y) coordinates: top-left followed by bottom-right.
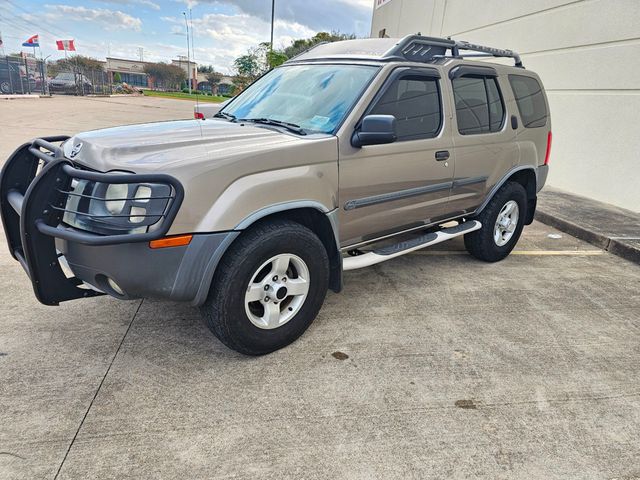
(369, 74), (441, 141)
(509, 75), (547, 128)
(452, 76), (505, 135)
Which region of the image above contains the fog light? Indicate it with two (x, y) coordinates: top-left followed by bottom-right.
(130, 206), (146, 223)
(107, 277), (124, 296)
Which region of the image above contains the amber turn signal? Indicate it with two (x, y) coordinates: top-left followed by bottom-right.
(149, 234), (193, 249)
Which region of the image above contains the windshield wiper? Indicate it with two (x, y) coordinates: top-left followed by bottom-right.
(213, 111), (236, 121)
(238, 117), (307, 135)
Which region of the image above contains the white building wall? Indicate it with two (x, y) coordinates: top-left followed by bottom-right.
(371, 0), (640, 212)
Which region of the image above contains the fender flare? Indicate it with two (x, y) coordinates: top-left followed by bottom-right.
(235, 200), (332, 229)
(475, 166), (538, 215)
(191, 200), (341, 306)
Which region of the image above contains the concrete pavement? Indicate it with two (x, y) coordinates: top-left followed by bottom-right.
(1, 97), (639, 479)
(0, 95), (194, 159)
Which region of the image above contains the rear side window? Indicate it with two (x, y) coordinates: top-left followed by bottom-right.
(369, 74), (441, 141)
(508, 75), (547, 128)
(452, 76), (505, 135)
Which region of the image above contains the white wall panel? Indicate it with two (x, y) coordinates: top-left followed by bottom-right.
(450, 0), (640, 55)
(371, 0), (640, 212)
(523, 42), (640, 90)
(546, 93), (640, 210)
(442, 0), (577, 37)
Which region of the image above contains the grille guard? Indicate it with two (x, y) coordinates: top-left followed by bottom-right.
(0, 136), (185, 305)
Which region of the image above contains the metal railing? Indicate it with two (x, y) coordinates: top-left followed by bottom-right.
(1, 55), (46, 95)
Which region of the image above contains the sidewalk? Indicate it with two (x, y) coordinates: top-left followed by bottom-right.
(536, 188), (640, 264)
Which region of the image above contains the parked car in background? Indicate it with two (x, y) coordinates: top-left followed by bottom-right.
(0, 61), (36, 94)
(48, 73), (92, 93)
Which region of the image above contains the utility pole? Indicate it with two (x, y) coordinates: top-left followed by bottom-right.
(268, 0), (275, 69)
(183, 11), (191, 94)
(270, 0), (275, 53)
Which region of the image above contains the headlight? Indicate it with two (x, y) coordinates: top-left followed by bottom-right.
(62, 177), (172, 235)
(105, 184), (128, 214)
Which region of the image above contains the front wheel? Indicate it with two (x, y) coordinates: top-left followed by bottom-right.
(200, 220), (329, 355)
(464, 181), (527, 262)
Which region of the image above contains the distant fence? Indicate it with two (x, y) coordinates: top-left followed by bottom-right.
(1, 55), (114, 96)
(1, 55), (234, 97)
(47, 67), (113, 96)
(0, 55), (45, 95)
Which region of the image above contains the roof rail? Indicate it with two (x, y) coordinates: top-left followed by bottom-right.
(382, 35), (524, 68)
(454, 40), (523, 68)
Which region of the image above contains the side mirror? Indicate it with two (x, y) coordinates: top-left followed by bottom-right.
(351, 114), (397, 148)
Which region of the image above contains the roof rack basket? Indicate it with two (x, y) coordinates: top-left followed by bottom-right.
(382, 35), (524, 68)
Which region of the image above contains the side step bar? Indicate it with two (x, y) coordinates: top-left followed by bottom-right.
(343, 220), (481, 271)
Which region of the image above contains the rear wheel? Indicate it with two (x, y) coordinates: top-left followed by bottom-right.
(0, 81), (11, 94)
(464, 181), (527, 262)
(200, 220), (329, 355)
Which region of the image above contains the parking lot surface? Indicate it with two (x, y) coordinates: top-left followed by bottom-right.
(1, 97), (639, 479)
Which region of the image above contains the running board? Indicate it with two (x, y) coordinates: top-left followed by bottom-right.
(343, 220), (481, 271)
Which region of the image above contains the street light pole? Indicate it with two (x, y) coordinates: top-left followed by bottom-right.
(270, 0), (275, 52)
(183, 11), (191, 94)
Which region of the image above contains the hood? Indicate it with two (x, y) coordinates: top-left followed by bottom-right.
(64, 118), (302, 173)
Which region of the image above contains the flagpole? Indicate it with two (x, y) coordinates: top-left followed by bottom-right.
(38, 44), (47, 95)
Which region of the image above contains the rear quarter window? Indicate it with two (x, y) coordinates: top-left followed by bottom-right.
(508, 75), (548, 128)
(452, 75), (505, 135)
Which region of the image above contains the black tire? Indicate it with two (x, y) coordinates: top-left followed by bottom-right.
(464, 181), (527, 262)
(0, 81), (11, 94)
(200, 220), (329, 355)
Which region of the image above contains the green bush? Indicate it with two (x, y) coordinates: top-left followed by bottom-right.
(182, 88), (190, 93)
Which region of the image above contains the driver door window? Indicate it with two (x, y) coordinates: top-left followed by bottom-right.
(369, 75), (442, 141)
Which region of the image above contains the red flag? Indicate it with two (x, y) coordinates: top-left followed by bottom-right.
(56, 39), (76, 51)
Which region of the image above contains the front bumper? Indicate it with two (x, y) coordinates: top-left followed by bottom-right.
(56, 231), (237, 304)
(0, 136), (227, 306)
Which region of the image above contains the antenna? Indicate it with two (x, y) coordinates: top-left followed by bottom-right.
(182, 11), (191, 94)
(189, 8), (199, 112)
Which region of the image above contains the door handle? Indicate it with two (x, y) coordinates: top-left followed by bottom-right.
(435, 150), (450, 161)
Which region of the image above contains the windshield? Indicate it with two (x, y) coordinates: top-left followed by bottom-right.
(55, 73), (75, 80)
(220, 64), (379, 134)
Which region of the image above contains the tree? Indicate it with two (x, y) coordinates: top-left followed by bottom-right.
(143, 62), (186, 90)
(233, 52), (262, 79)
(266, 49), (288, 69)
(48, 55), (104, 76)
(282, 31), (356, 58)
(113, 72), (122, 83)
(231, 32), (357, 92)
(233, 49), (264, 91)
(198, 65), (214, 73)
(205, 71), (222, 94)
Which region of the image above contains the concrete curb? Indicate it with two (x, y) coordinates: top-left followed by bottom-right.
(535, 191), (640, 265)
(1, 94), (41, 100)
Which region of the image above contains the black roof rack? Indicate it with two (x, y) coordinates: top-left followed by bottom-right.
(382, 35), (524, 68)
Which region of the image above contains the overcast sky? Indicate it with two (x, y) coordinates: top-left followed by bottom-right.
(0, 0), (373, 73)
